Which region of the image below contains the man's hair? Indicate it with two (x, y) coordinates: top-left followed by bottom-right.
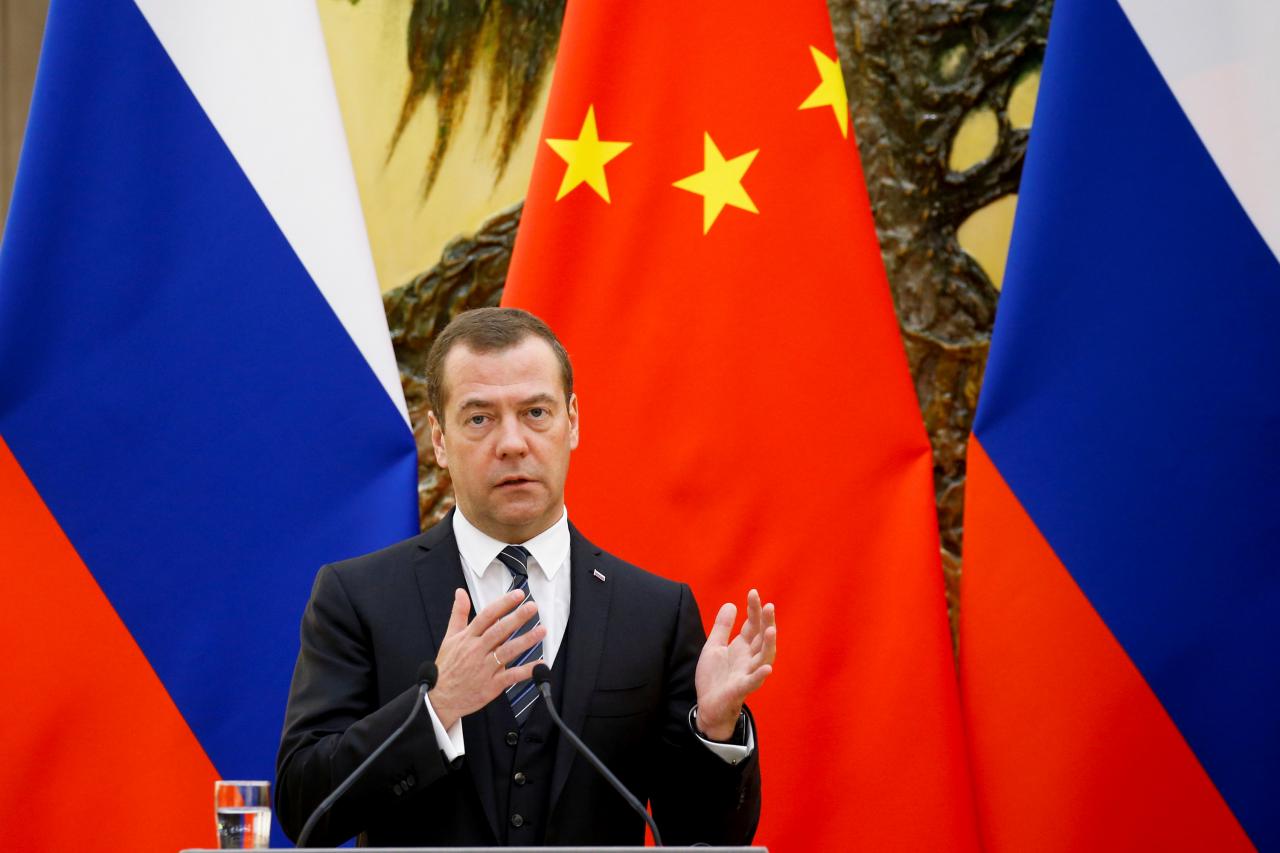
(425, 307), (574, 426)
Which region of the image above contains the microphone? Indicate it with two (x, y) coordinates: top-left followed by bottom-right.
(295, 661), (438, 848)
(532, 663), (664, 847)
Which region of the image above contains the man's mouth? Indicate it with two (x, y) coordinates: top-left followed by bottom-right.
(495, 476), (536, 488)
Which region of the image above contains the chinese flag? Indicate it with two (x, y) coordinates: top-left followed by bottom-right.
(503, 2), (978, 849)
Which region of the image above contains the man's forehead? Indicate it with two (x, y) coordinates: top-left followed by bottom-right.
(442, 338), (563, 408)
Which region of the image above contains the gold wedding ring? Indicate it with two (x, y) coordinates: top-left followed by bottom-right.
(493, 651), (504, 668)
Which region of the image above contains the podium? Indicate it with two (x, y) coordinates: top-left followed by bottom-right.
(183, 849), (768, 852)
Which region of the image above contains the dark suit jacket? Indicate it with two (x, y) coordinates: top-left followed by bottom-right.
(275, 514), (761, 846)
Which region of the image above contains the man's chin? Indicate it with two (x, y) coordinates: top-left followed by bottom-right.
(490, 502), (559, 539)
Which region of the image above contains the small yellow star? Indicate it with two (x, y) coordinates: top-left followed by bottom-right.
(799, 46), (849, 138)
(672, 133), (760, 234)
(545, 105), (632, 203)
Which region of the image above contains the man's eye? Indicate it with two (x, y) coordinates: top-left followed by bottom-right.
(468, 414), (488, 426)
(528, 407), (547, 418)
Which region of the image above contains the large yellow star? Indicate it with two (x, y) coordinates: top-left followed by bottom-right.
(672, 133), (760, 234)
(799, 46), (849, 138)
(545, 105), (631, 202)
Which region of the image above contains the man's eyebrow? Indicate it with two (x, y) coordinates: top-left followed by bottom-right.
(455, 392), (558, 411)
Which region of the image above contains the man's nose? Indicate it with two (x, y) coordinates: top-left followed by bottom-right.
(494, 418), (529, 457)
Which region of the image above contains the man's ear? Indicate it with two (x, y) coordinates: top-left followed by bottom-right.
(428, 411), (448, 468)
(567, 393), (580, 451)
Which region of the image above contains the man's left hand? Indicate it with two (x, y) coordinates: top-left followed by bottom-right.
(693, 589), (777, 741)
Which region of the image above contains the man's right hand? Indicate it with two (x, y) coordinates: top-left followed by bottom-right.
(428, 588), (546, 729)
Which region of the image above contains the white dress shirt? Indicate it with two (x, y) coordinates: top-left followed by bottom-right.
(425, 507), (752, 765)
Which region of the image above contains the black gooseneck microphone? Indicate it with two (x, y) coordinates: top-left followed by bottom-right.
(532, 663), (664, 847)
(295, 660), (438, 848)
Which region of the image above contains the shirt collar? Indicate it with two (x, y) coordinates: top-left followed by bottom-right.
(452, 506), (570, 581)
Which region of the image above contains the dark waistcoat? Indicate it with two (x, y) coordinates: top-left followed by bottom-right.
(484, 643), (568, 844)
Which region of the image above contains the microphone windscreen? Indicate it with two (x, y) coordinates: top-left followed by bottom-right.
(416, 660), (438, 689)
(532, 663), (553, 685)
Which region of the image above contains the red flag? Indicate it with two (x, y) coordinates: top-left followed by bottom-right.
(503, 2), (978, 848)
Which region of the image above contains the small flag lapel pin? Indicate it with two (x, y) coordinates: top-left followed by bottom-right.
(593, 569), (606, 582)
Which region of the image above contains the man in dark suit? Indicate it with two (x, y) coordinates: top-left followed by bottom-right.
(276, 307), (777, 846)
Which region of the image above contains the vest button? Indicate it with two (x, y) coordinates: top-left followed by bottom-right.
(505, 731), (519, 746)
(511, 813), (525, 828)
(513, 771), (527, 786)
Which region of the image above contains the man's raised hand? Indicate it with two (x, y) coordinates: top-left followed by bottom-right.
(428, 588), (547, 729)
(693, 589), (777, 741)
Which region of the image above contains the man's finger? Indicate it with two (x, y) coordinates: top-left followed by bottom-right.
(727, 662), (774, 699)
(741, 664), (773, 695)
(706, 602), (737, 647)
(469, 589), (527, 635)
(764, 624), (777, 661)
(496, 623), (547, 668)
(482, 600), (539, 647)
(751, 626), (777, 669)
(761, 606), (777, 664)
(745, 601), (775, 649)
(445, 588), (470, 637)
(739, 589), (764, 642)
(502, 659), (545, 688)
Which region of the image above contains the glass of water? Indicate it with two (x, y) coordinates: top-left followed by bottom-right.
(214, 780), (271, 849)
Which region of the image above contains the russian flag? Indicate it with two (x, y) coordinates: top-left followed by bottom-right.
(0, 2), (418, 849)
(962, 0), (1278, 848)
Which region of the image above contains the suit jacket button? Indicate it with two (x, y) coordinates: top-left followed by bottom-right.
(505, 731), (519, 746)
(513, 771), (527, 786)
(406, 774), (415, 787)
(393, 782), (404, 796)
(510, 813), (524, 828)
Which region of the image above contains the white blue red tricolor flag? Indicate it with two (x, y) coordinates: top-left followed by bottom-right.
(962, 0), (1277, 849)
(0, 2), (418, 849)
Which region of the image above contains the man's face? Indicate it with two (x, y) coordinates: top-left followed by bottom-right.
(429, 336), (579, 543)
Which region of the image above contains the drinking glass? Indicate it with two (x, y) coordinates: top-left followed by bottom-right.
(214, 780), (271, 849)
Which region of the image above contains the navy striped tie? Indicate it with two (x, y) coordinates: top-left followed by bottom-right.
(498, 545), (543, 723)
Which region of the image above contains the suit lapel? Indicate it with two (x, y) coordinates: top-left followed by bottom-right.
(412, 511), (502, 841)
(550, 525), (614, 811)
(412, 514), (463, 651)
